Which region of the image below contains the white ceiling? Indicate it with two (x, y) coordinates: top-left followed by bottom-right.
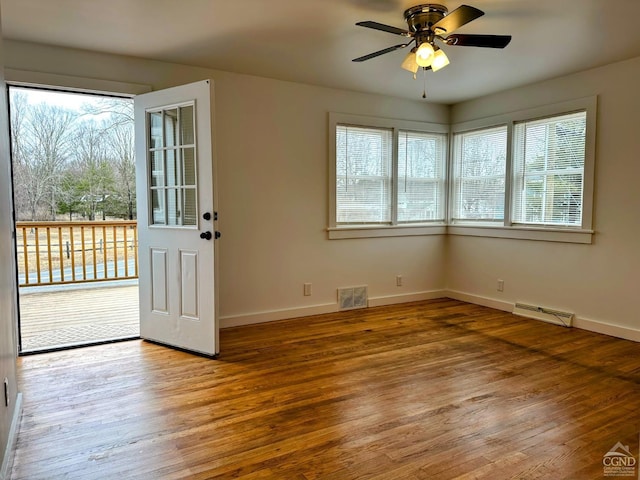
(3, 0), (640, 104)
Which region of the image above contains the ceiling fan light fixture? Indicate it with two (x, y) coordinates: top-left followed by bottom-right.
(401, 48), (419, 73)
(431, 48), (450, 72)
(415, 41), (434, 67)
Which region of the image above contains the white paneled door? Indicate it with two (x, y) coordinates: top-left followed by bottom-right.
(134, 80), (218, 356)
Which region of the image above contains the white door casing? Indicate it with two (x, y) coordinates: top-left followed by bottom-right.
(134, 80), (218, 356)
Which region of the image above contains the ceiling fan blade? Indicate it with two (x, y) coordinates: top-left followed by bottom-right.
(352, 43), (409, 62)
(432, 5), (484, 34)
(356, 21), (412, 37)
(445, 34), (512, 48)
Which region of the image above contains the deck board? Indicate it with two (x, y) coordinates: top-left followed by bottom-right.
(19, 283), (139, 351)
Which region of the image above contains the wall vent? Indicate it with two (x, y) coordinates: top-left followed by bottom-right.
(338, 286), (368, 310)
(513, 302), (574, 327)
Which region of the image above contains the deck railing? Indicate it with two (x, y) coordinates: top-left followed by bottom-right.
(16, 221), (138, 287)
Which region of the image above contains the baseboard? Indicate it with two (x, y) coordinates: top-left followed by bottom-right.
(220, 290), (448, 329)
(367, 290), (446, 307)
(444, 290), (512, 312)
(445, 290), (640, 343)
(1, 392), (22, 480)
(573, 317), (640, 343)
(220, 303), (338, 328)
(220, 290), (640, 343)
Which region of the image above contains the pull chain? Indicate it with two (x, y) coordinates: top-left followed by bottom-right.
(422, 68), (427, 99)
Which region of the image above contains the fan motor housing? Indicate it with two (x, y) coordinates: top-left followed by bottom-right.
(404, 4), (448, 33)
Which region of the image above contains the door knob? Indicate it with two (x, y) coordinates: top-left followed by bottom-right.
(203, 212), (211, 221)
(215, 231), (221, 239)
(200, 231), (212, 240)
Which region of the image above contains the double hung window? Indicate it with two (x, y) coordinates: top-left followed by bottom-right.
(511, 112), (586, 227)
(397, 130), (447, 223)
(451, 126), (507, 223)
(335, 125), (393, 224)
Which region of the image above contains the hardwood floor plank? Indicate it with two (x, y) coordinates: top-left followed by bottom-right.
(10, 299), (640, 479)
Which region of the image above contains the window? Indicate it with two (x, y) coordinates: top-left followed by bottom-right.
(147, 104), (197, 227)
(335, 125), (392, 224)
(397, 131), (447, 223)
(329, 113), (448, 238)
(451, 126), (507, 222)
(449, 97), (596, 243)
(512, 112), (586, 227)
(330, 98), (595, 243)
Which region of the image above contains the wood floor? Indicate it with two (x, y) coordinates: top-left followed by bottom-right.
(10, 299), (640, 479)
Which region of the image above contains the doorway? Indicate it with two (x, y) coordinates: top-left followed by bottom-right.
(9, 86), (139, 353)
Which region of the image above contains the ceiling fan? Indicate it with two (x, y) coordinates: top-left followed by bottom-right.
(353, 4), (511, 77)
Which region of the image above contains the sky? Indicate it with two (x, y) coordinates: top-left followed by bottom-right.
(11, 86), (133, 120)
(15, 87), (102, 110)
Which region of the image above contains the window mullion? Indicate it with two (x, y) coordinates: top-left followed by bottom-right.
(391, 127), (399, 226)
(504, 121), (514, 227)
(445, 127), (455, 224)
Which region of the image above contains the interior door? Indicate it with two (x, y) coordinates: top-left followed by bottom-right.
(134, 80), (218, 357)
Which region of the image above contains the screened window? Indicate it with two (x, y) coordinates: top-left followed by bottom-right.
(451, 126), (507, 222)
(512, 112), (586, 226)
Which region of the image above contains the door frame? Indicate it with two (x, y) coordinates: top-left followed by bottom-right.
(5, 75), (219, 355)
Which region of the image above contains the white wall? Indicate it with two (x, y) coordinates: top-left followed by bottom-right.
(449, 56), (640, 340)
(0, 16), (21, 480)
(4, 41), (450, 325)
(7, 40), (638, 340)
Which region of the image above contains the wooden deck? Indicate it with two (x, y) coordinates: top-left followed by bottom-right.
(10, 299), (640, 479)
(18, 282), (139, 352)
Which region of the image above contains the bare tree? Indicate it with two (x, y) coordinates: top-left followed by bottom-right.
(106, 121), (136, 219)
(11, 98), (76, 220)
(9, 91), (30, 219)
(10, 89), (135, 222)
(81, 97), (133, 128)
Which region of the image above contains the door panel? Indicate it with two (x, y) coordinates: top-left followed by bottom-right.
(180, 250), (198, 319)
(135, 80), (218, 356)
(150, 248), (168, 314)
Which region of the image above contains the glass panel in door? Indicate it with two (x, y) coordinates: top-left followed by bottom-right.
(147, 104), (197, 227)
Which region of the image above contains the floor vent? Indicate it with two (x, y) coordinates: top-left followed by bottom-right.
(513, 302), (574, 327)
(338, 286), (368, 310)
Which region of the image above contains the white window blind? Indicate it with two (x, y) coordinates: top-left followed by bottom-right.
(512, 111), (586, 226)
(336, 125), (392, 224)
(397, 130), (446, 222)
(452, 126), (507, 221)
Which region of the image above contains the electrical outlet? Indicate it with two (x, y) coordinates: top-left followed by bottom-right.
(497, 279), (504, 292)
(396, 275), (402, 287)
(303, 283), (312, 296)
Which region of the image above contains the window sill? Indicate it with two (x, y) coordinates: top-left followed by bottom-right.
(327, 223), (594, 243)
(328, 224), (447, 239)
(447, 224), (594, 244)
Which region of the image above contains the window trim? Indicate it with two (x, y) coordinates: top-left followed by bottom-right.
(329, 113), (449, 239)
(448, 96), (597, 243)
